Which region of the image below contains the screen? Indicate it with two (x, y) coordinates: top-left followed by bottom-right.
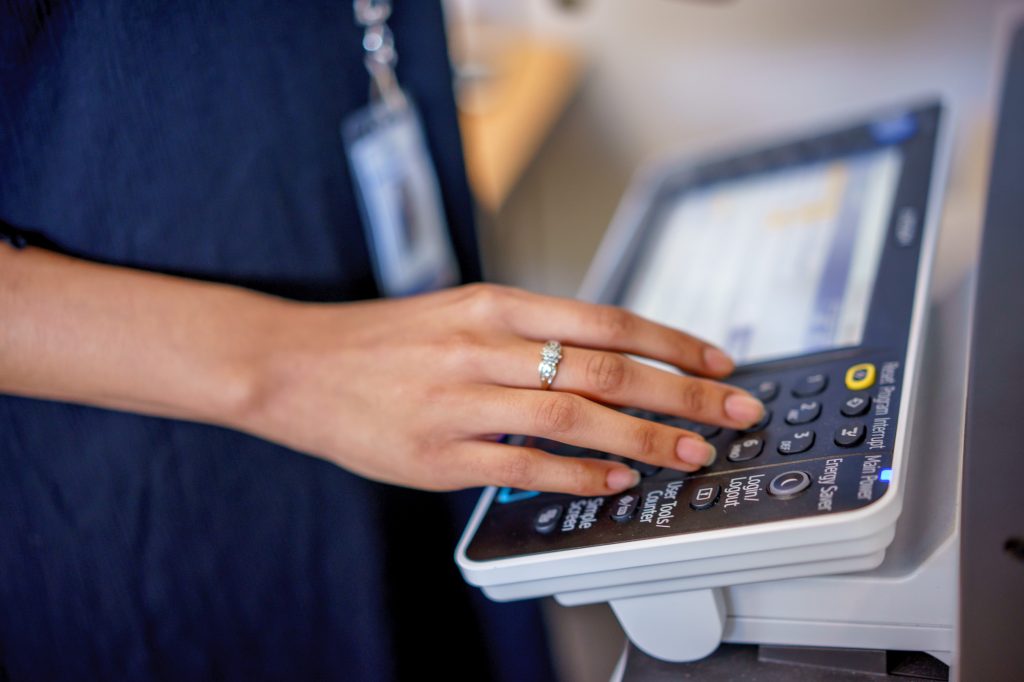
(620, 148), (903, 364)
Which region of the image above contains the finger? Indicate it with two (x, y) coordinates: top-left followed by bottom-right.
(450, 440), (642, 497)
(466, 386), (717, 470)
(484, 341), (765, 429)
(497, 290), (736, 378)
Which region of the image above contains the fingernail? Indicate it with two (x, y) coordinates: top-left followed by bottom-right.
(703, 347), (735, 375)
(725, 394), (765, 426)
(607, 468), (641, 491)
(677, 437), (717, 467)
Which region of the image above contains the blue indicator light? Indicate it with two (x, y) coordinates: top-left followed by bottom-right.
(879, 469), (893, 483)
(497, 487), (541, 504)
(871, 113), (918, 144)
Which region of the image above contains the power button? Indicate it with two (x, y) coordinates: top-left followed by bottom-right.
(845, 363), (876, 391)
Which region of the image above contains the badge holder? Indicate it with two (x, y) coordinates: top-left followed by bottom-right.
(342, 1), (459, 297)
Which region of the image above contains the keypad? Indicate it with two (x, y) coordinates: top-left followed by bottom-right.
(525, 360), (897, 536)
(742, 408), (773, 433)
(778, 429), (815, 455)
(750, 380), (780, 403)
(727, 436), (764, 462)
(792, 373), (828, 397)
(784, 401), (822, 425)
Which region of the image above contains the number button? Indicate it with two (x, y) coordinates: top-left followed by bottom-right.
(778, 430), (816, 455)
(792, 373), (828, 397)
(785, 401), (822, 425)
(834, 423), (866, 447)
(727, 436), (765, 462)
(742, 408), (772, 433)
(840, 393), (872, 417)
(751, 380), (780, 403)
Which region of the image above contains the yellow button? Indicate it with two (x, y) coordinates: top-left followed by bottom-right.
(845, 363), (877, 391)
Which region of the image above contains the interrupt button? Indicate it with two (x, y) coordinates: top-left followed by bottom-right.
(768, 471), (812, 498)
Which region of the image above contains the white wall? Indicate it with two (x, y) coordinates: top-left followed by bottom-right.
(485, 0), (1021, 299)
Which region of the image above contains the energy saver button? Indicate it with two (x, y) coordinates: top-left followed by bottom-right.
(845, 363), (877, 391)
(768, 471), (812, 498)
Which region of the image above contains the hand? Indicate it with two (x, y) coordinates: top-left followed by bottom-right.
(237, 284), (765, 496)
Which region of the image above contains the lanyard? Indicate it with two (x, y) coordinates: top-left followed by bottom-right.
(353, 0), (406, 108)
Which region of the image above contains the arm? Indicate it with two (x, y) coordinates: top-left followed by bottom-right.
(0, 245), (765, 495)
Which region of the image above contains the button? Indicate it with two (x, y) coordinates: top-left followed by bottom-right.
(692, 423), (722, 439)
(689, 483), (721, 510)
(785, 401), (822, 425)
(845, 363), (877, 391)
(750, 380), (780, 403)
(792, 373), (828, 397)
(631, 461), (662, 478)
(840, 393), (872, 417)
(610, 493), (640, 522)
(778, 430), (815, 455)
(768, 471), (812, 498)
(834, 423), (866, 447)
(742, 408), (772, 433)
(727, 436), (764, 462)
(533, 504), (563, 534)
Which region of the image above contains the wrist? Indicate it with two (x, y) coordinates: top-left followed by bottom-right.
(187, 291), (300, 431)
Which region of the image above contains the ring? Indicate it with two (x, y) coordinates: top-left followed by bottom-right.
(538, 340), (563, 390)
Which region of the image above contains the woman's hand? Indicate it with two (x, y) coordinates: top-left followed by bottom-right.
(0, 247), (763, 497)
(237, 283), (765, 496)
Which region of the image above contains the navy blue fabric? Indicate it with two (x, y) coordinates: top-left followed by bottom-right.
(0, 2), (555, 680)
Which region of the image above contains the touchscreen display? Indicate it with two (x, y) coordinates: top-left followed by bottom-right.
(620, 148), (902, 364)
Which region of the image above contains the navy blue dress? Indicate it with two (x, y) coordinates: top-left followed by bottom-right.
(0, 2), (555, 680)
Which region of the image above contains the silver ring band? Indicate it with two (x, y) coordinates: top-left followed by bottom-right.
(538, 340), (563, 390)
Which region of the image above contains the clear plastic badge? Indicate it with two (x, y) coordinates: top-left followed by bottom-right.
(342, 95), (460, 297)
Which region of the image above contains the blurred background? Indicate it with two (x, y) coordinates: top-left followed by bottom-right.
(440, 1), (1022, 679)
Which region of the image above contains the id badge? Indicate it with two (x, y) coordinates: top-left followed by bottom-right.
(343, 94), (460, 297)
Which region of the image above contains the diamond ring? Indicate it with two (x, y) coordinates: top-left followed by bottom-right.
(538, 340), (563, 390)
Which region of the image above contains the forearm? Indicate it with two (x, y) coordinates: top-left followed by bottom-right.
(0, 245), (279, 425)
